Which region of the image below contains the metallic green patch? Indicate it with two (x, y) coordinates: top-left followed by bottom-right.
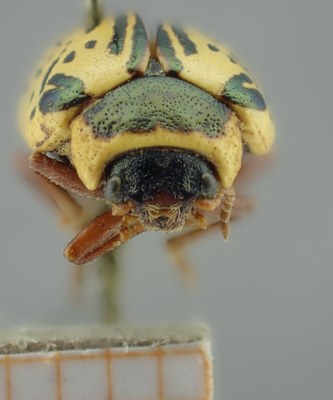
(156, 26), (183, 74)
(222, 73), (267, 110)
(39, 73), (90, 114)
(108, 15), (128, 55)
(127, 15), (148, 72)
(171, 26), (197, 56)
(83, 76), (231, 138)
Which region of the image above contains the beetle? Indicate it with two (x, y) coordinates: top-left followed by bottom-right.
(19, 11), (275, 269)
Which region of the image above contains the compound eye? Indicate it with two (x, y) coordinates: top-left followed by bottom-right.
(201, 172), (218, 199)
(104, 175), (122, 203)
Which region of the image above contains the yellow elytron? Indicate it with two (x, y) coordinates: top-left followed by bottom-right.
(19, 13), (275, 265)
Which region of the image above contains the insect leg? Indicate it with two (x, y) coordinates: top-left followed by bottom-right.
(29, 152), (105, 201)
(167, 225), (217, 286)
(166, 195), (254, 284)
(64, 212), (145, 265)
(220, 187), (236, 240)
(15, 153), (88, 229)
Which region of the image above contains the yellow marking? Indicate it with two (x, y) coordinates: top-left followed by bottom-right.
(19, 14), (150, 153)
(157, 24), (275, 155)
(158, 24), (246, 98)
(236, 107), (275, 154)
(71, 119), (243, 191)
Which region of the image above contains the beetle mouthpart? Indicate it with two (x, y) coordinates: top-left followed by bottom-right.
(64, 211), (145, 265)
(138, 203), (189, 232)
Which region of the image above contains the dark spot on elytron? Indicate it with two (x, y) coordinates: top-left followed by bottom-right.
(83, 76), (231, 139)
(56, 41), (62, 47)
(30, 91), (35, 103)
(127, 14), (149, 72)
(156, 25), (183, 74)
(171, 26), (197, 56)
(39, 57), (60, 94)
(35, 68), (42, 78)
(108, 15), (128, 55)
(39, 73), (90, 114)
(85, 40), (97, 49)
(228, 54), (238, 64)
(222, 73), (267, 110)
(63, 51), (76, 63)
(208, 43), (220, 52)
(30, 107), (36, 120)
(66, 40), (73, 46)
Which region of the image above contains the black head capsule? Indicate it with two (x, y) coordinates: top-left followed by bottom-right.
(104, 149), (219, 231)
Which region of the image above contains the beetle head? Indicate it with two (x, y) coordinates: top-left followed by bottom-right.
(104, 149), (219, 231)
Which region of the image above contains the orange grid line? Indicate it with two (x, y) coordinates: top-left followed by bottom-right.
(155, 347), (165, 400)
(199, 348), (212, 400)
(105, 349), (113, 400)
(0, 345), (212, 400)
(4, 356), (12, 400)
(54, 352), (62, 400)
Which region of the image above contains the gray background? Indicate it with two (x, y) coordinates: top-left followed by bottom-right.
(1, 0), (332, 399)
